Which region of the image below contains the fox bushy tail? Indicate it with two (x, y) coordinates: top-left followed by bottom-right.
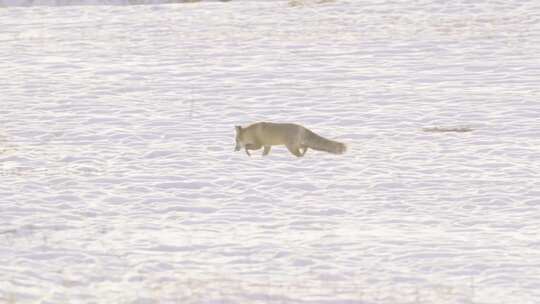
(305, 129), (346, 154)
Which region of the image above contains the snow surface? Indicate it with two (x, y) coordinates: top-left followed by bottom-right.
(1, 0), (540, 303)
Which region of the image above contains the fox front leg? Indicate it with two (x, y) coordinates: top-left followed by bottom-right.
(245, 143), (261, 157)
(262, 146), (271, 156)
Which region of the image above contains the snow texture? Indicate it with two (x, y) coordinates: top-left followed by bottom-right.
(1, 0), (540, 303)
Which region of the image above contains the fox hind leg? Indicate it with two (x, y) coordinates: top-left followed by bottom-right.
(286, 144), (303, 157)
(263, 146), (271, 156)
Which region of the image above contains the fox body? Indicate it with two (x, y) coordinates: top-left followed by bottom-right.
(234, 122), (346, 157)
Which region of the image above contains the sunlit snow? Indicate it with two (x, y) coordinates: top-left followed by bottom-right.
(1, 0), (540, 303)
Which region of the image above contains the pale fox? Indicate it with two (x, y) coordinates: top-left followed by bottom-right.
(234, 122), (346, 157)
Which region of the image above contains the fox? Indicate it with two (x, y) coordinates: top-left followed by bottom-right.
(234, 122), (346, 157)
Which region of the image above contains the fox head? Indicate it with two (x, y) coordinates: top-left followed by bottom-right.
(234, 126), (244, 151)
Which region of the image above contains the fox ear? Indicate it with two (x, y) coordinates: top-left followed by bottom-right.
(235, 126), (242, 133)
